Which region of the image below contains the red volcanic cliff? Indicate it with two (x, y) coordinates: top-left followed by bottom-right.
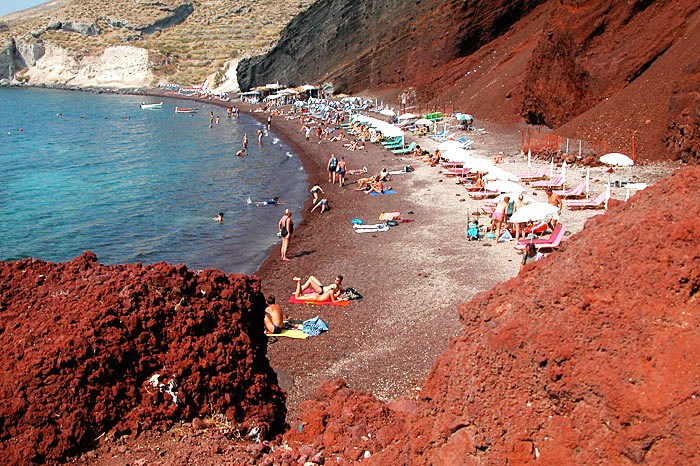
(239, 0), (700, 163)
(278, 166), (700, 464)
(0, 253), (284, 464)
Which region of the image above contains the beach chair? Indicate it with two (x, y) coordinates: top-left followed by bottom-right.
(554, 181), (586, 198)
(517, 166), (547, 182)
(565, 191), (607, 209)
(381, 136), (402, 147)
(531, 174), (565, 189)
(392, 142), (417, 154)
(515, 224), (567, 250)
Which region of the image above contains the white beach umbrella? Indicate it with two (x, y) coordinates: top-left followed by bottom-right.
(483, 167), (519, 181)
(600, 152), (634, 166)
(494, 193), (536, 204)
(414, 118), (433, 126)
(398, 112), (417, 120)
(485, 180), (527, 194)
(441, 148), (473, 163)
(509, 202), (559, 224)
(467, 158), (496, 173)
(380, 108), (395, 117)
(438, 140), (467, 151)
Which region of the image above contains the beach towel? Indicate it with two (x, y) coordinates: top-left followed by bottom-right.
(266, 328), (309, 339)
(353, 223), (390, 233)
(302, 316), (329, 336)
(288, 294), (350, 306)
(369, 189), (397, 196)
(379, 212), (401, 221)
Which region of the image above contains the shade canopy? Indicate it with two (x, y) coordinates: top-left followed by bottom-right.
(484, 168), (519, 181)
(600, 152), (634, 166)
(509, 202), (559, 223)
(485, 180), (527, 193)
(351, 114), (405, 138)
(414, 118), (434, 126)
(438, 140), (467, 151)
(380, 108), (395, 116)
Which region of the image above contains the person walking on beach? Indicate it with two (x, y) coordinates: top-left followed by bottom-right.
(278, 209), (294, 261)
(327, 154), (338, 184)
(337, 157), (347, 186)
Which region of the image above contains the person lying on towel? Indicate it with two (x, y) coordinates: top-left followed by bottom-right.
(292, 276), (347, 303)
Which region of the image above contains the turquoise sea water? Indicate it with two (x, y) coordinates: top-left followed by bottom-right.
(0, 88), (308, 274)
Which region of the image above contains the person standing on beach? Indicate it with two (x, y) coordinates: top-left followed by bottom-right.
(493, 196), (510, 242)
(257, 129), (264, 145)
(267, 115), (272, 130)
(278, 209), (293, 261)
(545, 188), (562, 228)
(513, 194), (528, 240)
(327, 154), (338, 184)
(303, 125), (312, 142)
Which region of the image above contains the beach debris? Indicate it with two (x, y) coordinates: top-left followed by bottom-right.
(148, 373), (180, 405)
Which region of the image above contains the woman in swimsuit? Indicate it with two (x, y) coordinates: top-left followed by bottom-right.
(293, 276), (345, 302)
(309, 184), (324, 203)
(278, 209), (293, 261)
(336, 157), (347, 186)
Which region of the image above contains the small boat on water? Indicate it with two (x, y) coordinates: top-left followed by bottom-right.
(140, 102), (163, 109)
(175, 106), (199, 113)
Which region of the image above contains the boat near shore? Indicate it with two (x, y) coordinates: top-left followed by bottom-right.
(140, 102), (163, 109)
(175, 106), (198, 113)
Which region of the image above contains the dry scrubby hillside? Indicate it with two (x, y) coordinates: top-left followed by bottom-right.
(239, 0), (700, 164)
(1, 0), (313, 85)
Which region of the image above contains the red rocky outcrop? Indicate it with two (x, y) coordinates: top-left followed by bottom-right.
(0, 253), (285, 464)
(278, 166), (700, 464)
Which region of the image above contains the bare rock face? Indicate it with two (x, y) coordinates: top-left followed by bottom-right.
(275, 166), (700, 464)
(0, 253), (285, 464)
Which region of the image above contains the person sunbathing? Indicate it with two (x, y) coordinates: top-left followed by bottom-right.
(355, 175), (377, 191)
(366, 178), (384, 194)
(293, 276), (345, 302)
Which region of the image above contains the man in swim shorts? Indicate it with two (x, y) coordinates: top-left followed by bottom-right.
(264, 295), (284, 334)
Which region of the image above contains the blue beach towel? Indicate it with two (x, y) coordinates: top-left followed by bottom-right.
(369, 189), (397, 196)
(302, 316), (329, 336)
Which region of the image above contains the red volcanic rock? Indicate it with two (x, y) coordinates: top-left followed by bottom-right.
(278, 166), (700, 464)
(0, 253), (284, 464)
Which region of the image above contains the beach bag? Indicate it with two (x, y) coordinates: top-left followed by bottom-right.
(498, 230), (512, 242)
(341, 287), (363, 300)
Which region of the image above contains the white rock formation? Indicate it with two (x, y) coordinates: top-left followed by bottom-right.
(25, 44), (154, 88)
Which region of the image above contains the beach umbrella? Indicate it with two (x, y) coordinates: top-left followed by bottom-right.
(438, 140), (466, 151)
(483, 167), (519, 181)
(467, 158), (496, 173)
(441, 148), (473, 163)
(485, 180), (526, 194)
(549, 157), (554, 179)
(380, 108), (395, 117)
(585, 167), (590, 199)
(414, 118), (433, 126)
(398, 112), (417, 120)
(600, 152), (634, 166)
(509, 202), (559, 224)
(494, 192), (536, 204)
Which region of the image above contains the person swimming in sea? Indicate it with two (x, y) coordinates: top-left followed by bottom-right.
(213, 212), (224, 222)
(255, 197), (281, 206)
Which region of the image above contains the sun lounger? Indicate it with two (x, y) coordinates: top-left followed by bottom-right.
(565, 191), (607, 209)
(531, 174), (565, 189)
(469, 190), (500, 199)
(554, 181), (586, 198)
(517, 166), (547, 182)
(381, 136), (403, 147)
(392, 142), (417, 154)
(515, 224), (567, 250)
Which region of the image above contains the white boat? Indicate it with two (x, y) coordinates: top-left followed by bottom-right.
(175, 106), (199, 113)
(140, 102), (163, 109)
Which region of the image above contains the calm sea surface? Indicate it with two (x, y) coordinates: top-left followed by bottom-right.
(0, 88), (308, 274)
